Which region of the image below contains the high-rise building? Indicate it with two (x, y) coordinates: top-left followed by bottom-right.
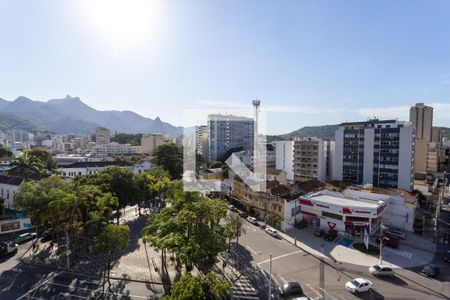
(141, 133), (171, 154)
(95, 127), (111, 146)
(333, 119), (415, 191)
(207, 114), (254, 162)
(293, 138), (334, 183)
(274, 141), (294, 181)
(195, 125), (209, 162)
(410, 103), (433, 141)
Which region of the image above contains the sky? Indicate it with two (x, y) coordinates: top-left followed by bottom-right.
(1, 0), (450, 135)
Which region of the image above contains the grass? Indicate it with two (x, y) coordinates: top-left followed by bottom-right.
(353, 243), (380, 255)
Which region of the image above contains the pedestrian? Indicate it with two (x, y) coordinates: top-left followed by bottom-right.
(32, 242), (36, 253)
(49, 241), (54, 251)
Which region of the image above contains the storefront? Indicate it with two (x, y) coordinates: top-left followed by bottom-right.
(284, 190), (387, 235)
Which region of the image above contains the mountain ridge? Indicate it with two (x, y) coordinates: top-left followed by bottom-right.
(0, 96), (182, 136)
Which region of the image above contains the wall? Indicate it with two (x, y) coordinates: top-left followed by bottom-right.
(333, 129), (344, 181)
(398, 126), (415, 191)
(0, 183), (20, 208)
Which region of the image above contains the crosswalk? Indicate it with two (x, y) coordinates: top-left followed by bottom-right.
(232, 276), (259, 300)
(384, 247), (413, 259)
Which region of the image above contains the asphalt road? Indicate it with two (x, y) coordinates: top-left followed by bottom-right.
(236, 219), (450, 300)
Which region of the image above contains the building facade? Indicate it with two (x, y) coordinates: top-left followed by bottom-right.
(141, 133), (171, 155)
(0, 175), (23, 209)
(293, 138), (334, 183)
(410, 103), (433, 141)
(333, 119), (415, 191)
(274, 141), (295, 181)
(95, 127), (111, 146)
(208, 114), (254, 162)
(195, 125), (209, 162)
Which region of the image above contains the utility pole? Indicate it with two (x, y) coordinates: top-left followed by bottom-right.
(294, 199), (297, 246)
(379, 221), (386, 265)
(268, 254), (272, 300)
(264, 191), (268, 227)
(319, 244), (325, 299)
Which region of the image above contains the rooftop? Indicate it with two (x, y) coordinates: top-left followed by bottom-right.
(307, 193), (384, 209)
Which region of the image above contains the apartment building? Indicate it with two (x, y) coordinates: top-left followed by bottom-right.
(293, 138), (334, 183)
(333, 119), (415, 191)
(195, 125), (209, 162)
(95, 127), (111, 146)
(141, 133), (171, 154)
(0, 175), (23, 209)
(93, 142), (142, 156)
(410, 103), (433, 141)
(273, 141), (294, 181)
(208, 114), (254, 162)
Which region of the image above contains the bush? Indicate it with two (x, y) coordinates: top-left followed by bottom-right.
(353, 243), (379, 255)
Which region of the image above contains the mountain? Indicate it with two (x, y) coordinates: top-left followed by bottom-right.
(0, 95), (182, 136)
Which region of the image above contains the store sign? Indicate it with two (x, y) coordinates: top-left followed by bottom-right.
(299, 199), (314, 206)
(354, 210), (371, 214)
(342, 208), (353, 214)
(327, 222), (336, 229)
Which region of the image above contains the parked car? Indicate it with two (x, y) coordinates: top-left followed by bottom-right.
(376, 236), (399, 249)
(443, 250), (450, 262)
(323, 229), (338, 241)
(16, 232), (37, 244)
(238, 211), (248, 218)
(295, 220), (308, 229)
(421, 264), (439, 277)
(0, 241), (18, 256)
(345, 278), (373, 294)
(279, 281), (303, 297)
(265, 227), (280, 238)
(384, 227), (406, 240)
(292, 297), (311, 300)
(314, 229), (325, 237)
(246, 216), (258, 225)
(369, 265), (394, 277)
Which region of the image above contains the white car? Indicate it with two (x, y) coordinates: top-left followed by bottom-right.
(345, 278), (373, 294)
(246, 216), (258, 225)
(265, 227), (279, 238)
(369, 265), (394, 277)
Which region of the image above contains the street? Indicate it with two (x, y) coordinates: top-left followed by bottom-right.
(236, 219), (450, 300)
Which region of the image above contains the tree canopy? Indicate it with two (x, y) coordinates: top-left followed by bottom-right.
(8, 151), (45, 179)
(0, 145), (13, 158)
(152, 143), (183, 179)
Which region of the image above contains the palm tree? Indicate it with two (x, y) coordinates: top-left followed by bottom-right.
(8, 152), (44, 179)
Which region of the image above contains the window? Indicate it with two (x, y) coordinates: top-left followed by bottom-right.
(322, 211), (343, 220)
(346, 216), (369, 222)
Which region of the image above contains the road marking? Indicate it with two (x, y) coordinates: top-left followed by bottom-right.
(257, 250), (303, 266)
(279, 239), (290, 246)
(278, 274), (287, 284)
(246, 245), (258, 255)
(305, 283), (321, 299)
(319, 287), (338, 300)
(16, 271), (61, 300)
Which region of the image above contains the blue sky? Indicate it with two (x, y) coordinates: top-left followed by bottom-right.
(1, 0), (450, 134)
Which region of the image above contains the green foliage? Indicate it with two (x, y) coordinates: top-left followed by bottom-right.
(8, 151), (45, 179)
(163, 272), (230, 300)
(0, 145), (13, 158)
(152, 143), (183, 179)
(0, 113), (42, 133)
(225, 212), (244, 242)
(28, 147), (57, 170)
(111, 132), (143, 146)
(143, 190), (229, 272)
(96, 224), (130, 254)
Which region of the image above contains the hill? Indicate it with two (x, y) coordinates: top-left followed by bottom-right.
(0, 96), (182, 136)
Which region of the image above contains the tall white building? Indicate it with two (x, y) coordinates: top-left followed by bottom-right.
(195, 125), (209, 161)
(293, 138), (334, 183)
(141, 133), (171, 154)
(333, 119), (415, 191)
(273, 141), (294, 181)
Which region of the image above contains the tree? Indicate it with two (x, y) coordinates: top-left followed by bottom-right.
(28, 148), (57, 170)
(208, 161), (223, 169)
(152, 143), (183, 179)
(96, 224), (130, 292)
(163, 272), (230, 300)
(8, 151), (45, 179)
(225, 212), (244, 249)
(0, 145), (13, 158)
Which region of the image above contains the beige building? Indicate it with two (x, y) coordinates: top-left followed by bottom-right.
(95, 127), (111, 146)
(141, 133), (171, 154)
(410, 103), (433, 141)
(293, 138), (332, 183)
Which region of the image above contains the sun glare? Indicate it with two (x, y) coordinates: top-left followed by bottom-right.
(81, 0), (163, 53)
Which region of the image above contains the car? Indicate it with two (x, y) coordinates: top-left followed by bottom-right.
(422, 264), (440, 277)
(384, 227), (406, 240)
(369, 265), (394, 277)
(279, 281), (303, 297)
(292, 297), (311, 300)
(0, 241), (18, 256)
(443, 250), (450, 262)
(228, 205), (237, 212)
(345, 278), (373, 294)
(265, 227), (279, 238)
(238, 211), (248, 218)
(246, 216), (258, 225)
(323, 229), (338, 241)
(16, 232), (37, 244)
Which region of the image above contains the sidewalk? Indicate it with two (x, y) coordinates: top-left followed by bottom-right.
(278, 226), (435, 269)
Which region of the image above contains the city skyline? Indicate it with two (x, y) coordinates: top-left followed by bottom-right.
(1, 0), (450, 134)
